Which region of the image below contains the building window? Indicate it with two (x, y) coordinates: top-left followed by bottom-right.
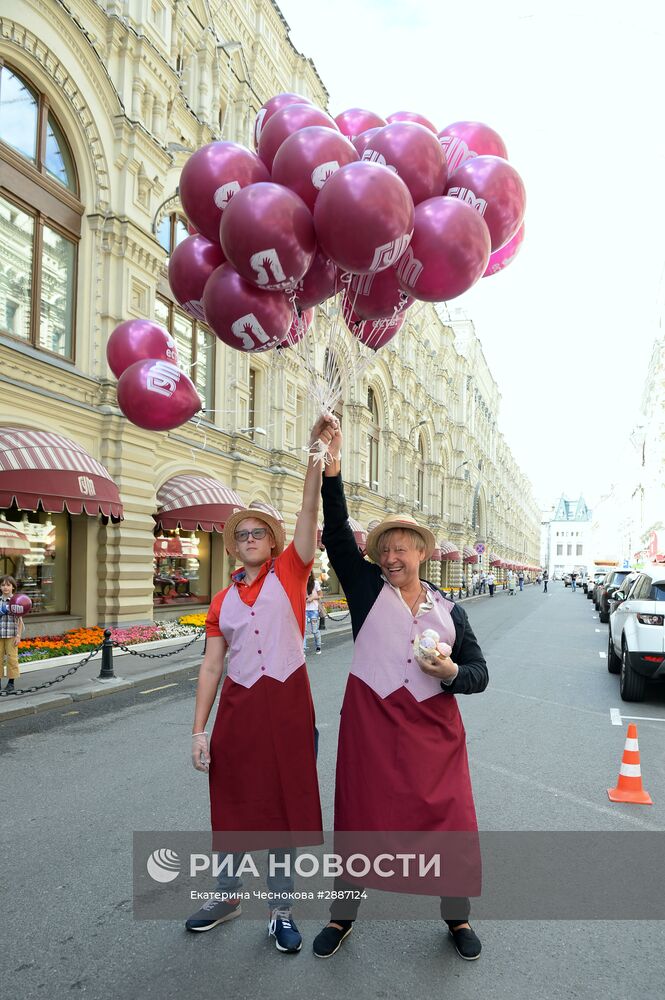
(1, 510), (69, 614)
(155, 295), (214, 410)
(556, 544), (563, 556)
(576, 544), (583, 556)
(248, 367), (257, 433)
(0, 64), (80, 360)
(156, 212), (189, 255)
(368, 387), (379, 490)
(567, 544), (572, 556)
(153, 530), (211, 606)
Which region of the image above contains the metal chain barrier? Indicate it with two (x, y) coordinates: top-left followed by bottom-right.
(0, 641), (105, 697)
(113, 629), (204, 659)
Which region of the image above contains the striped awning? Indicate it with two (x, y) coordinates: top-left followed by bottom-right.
(0, 427), (123, 519)
(154, 475), (243, 532)
(249, 500), (285, 525)
(433, 539), (460, 562)
(489, 552), (502, 566)
(0, 517), (31, 556)
(317, 518), (366, 551)
(463, 544), (479, 564)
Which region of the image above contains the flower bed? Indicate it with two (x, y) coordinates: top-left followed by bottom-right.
(18, 618), (203, 663)
(321, 598), (348, 613)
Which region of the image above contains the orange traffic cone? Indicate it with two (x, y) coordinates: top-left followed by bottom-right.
(607, 723), (653, 805)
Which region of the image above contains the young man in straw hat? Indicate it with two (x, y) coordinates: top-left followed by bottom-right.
(186, 414), (338, 953)
(313, 426), (489, 962)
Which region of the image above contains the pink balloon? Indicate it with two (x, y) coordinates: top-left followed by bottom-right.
(168, 235), (226, 322)
(220, 182), (316, 290)
(313, 161), (414, 274)
(203, 263), (293, 352)
(280, 307), (314, 347)
(271, 126), (359, 211)
(483, 222), (525, 277)
(106, 320), (178, 379)
(445, 155), (526, 251)
(348, 268), (413, 320)
(394, 196), (491, 302)
(437, 121), (508, 174)
(258, 103), (339, 171)
(361, 122), (448, 205)
(294, 248), (339, 309)
(352, 127), (382, 158)
(117, 359), (202, 431)
(179, 142), (270, 243)
(387, 111), (438, 133)
(254, 93), (313, 150)
(334, 108), (386, 140)
(349, 310), (406, 351)
(10, 594), (32, 616)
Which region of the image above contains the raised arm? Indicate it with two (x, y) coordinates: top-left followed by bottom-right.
(293, 414), (339, 565)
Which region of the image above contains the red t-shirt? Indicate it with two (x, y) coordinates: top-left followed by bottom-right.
(205, 541), (313, 639)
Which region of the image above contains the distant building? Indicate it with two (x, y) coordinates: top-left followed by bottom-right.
(542, 495), (593, 578)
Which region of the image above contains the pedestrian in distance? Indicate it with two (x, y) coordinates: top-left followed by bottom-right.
(507, 569), (516, 595)
(518, 571), (524, 592)
(479, 572), (486, 595)
(0, 575), (24, 693)
(487, 571), (495, 597)
(542, 570), (549, 594)
(312, 422), (488, 963)
(471, 570), (479, 596)
(570, 571), (578, 592)
(304, 571), (322, 655)
(186, 414), (338, 953)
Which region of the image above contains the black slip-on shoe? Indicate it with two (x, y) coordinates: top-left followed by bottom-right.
(312, 921), (353, 958)
(448, 924), (481, 960)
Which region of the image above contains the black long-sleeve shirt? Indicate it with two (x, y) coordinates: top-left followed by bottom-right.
(321, 474), (489, 696)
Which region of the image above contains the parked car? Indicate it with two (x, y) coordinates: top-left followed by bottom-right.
(586, 571), (607, 600)
(608, 569), (665, 701)
(597, 569), (634, 623)
(563, 573), (571, 586)
(607, 571), (639, 617)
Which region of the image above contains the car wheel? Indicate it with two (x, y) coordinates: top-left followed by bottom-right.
(619, 645), (647, 702)
(599, 606), (609, 623)
(607, 631), (621, 674)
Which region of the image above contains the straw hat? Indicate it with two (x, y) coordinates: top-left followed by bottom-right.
(223, 508), (286, 556)
(365, 513), (436, 563)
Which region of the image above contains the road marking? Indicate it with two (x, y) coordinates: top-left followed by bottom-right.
(61, 711), (80, 717)
(140, 683), (178, 695)
(595, 628), (603, 633)
(618, 713), (665, 724)
(599, 651), (607, 658)
(610, 708), (623, 726)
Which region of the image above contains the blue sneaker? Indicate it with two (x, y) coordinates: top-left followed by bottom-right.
(269, 907), (302, 953)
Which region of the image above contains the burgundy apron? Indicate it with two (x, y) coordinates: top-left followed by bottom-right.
(209, 567), (322, 846)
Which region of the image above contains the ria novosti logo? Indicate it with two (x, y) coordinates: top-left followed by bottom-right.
(146, 849), (181, 883)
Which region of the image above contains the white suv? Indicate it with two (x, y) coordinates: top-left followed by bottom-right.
(607, 568), (665, 701)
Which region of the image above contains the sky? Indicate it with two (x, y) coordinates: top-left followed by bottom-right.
(276, 0), (665, 508)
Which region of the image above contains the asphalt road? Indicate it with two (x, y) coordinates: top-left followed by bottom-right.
(2, 583), (664, 999)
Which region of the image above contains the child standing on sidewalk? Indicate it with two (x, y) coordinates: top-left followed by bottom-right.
(0, 575), (24, 692)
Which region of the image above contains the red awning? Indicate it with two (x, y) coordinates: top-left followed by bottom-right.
(0, 517), (31, 556)
(154, 537), (184, 557)
(463, 545), (479, 564)
(154, 475), (243, 532)
(489, 552), (501, 566)
(0, 426), (123, 519)
(435, 540), (460, 562)
(318, 518), (366, 550)
(249, 500), (285, 525)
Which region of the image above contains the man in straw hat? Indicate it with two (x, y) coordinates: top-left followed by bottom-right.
(312, 425), (488, 962)
(186, 414), (338, 953)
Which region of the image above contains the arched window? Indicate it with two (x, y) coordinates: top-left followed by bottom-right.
(367, 387), (380, 491)
(156, 211), (189, 255)
(155, 294), (215, 411)
(416, 433), (425, 511)
(0, 63), (81, 359)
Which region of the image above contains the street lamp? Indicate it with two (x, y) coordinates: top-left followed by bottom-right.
(453, 461), (469, 475)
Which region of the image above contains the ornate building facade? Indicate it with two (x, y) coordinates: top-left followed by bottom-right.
(0, 0), (540, 634)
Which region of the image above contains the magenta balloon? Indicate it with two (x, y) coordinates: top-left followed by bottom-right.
(202, 263), (292, 352)
(294, 247), (339, 309)
(280, 307), (314, 347)
(348, 267), (413, 320)
(253, 92), (313, 150)
(10, 594), (32, 616)
(257, 103), (339, 171)
(179, 141), (270, 243)
(116, 359), (202, 431)
(394, 196), (491, 302)
(271, 126), (359, 211)
(352, 127), (382, 158)
(387, 110), (438, 133)
(437, 121), (508, 174)
(334, 108), (387, 139)
(483, 222), (525, 277)
(106, 319), (178, 379)
(220, 182), (316, 290)
(351, 312), (405, 351)
(361, 122), (448, 205)
(313, 161), (415, 274)
(445, 155), (526, 251)
(168, 235), (226, 322)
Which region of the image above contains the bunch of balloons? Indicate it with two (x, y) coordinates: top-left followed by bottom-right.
(109, 93), (526, 431)
(2, 594), (32, 616)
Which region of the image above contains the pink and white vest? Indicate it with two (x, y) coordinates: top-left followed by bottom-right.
(219, 568), (305, 689)
(349, 582), (456, 702)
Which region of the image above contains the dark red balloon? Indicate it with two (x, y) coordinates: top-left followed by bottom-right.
(361, 122), (448, 205)
(437, 121), (508, 174)
(394, 196), (491, 302)
(347, 268), (413, 320)
(253, 93), (313, 150)
(352, 127), (382, 158)
(106, 320), (178, 379)
(445, 155), (526, 251)
(294, 248), (339, 309)
(9, 594), (32, 616)
(257, 103), (339, 171)
(220, 182), (316, 291)
(179, 141), (270, 243)
(280, 307), (314, 347)
(334, 108), (386, 140)
(313, 161), (414, 274)
(387, 111), (438, 133)
(203, 263), (293, 352)
(350, 312), (406, 351)
(168, 235), (226, 322)
(271, 126), (359, 211)
(117, 359), (202, 431)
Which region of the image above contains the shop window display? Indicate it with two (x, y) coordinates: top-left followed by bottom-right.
(153, 530), (210, 606)
(0, 510), (69, 613)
